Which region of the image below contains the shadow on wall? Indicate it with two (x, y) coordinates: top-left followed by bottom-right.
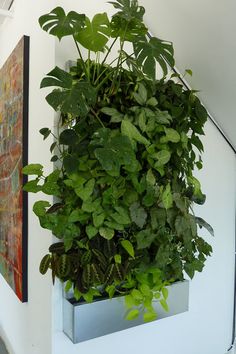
(0, 337), (9, 354)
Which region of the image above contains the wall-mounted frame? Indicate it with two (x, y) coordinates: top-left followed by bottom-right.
(0, 35), (29, 302)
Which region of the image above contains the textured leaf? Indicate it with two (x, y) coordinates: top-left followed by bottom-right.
(136, 229), (156, 249)
(75, 13), (111, 52)
(75, 178), (95, 201)
(164, 128), (180, 143)
(39, 7), (85, 40)
(39, 254), (51, 275)
(99, 227), (115, 240)
(129, 202), (147, 228)
(86, 225), (98, 239)
(121, 120), (150, 146)
(134, 36), (175, 79)
(153, 150), (171, 167)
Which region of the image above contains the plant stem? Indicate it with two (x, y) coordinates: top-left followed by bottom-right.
(91, 108), (105, 128)
(73, 36), (88, 79)
(101, 37), (118, 66)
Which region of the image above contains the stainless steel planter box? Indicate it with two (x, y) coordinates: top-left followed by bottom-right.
(63, 280), (189, 344)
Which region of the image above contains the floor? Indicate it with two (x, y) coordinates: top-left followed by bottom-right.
(0, 337), (8, 354)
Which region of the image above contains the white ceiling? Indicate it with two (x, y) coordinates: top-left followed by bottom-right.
(140, 0), (236, 151)
(0, 0), (13, 25)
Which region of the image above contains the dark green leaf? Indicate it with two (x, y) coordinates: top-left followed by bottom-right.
(39, 127), (51, 140)
(59, 129), (78, 145)
(23, 179), (41, 193)
(99, 227), (114, 240)
(134, 36), (175, 79)
(39, 7), (85, 40)
(129, 202), (147, 228)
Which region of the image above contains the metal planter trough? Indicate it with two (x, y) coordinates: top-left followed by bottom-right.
(63, 280), (189, 344)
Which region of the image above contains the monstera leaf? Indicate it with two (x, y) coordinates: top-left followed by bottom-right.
(75, 13), (111, 52)
(109, 0), (145, 21)
(134, 36), (175, 79)
(111, 16), (147, 42)
(41, 66), (97, 117)
(39, 7), (85, 40)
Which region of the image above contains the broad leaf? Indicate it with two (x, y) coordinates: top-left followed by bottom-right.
(41, 67), (97, 117)
(94, 131), (138, 176)
(143, 311), (157, 323)
(22, 164), (43, 176)
(75, 13), (111, 52)
(99, 227), (115, 240)
(75, 179), (95, 201)
(136, 229), (156, 249)
(121, 120), (150, 146)
(109, 0), (145, 21)
(164, 128), (180, 143)
(59, 129), (78, 145)
(111, 16), (147, 42)
(152, 150), (171, 167)
(39, 7), (85, 40)
(134, 36), (175, 79)
(129, 202), (147, 228)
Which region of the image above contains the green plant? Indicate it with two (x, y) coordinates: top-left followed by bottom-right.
(23, 0), (213, 322)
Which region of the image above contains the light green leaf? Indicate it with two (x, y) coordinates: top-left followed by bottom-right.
(114, 254), (121, 264)
(33, 201), (51, 217)
(164, 128), (180, 143)
(121, 120), (150, 146)
(162, 287), (169, 300)
(99, 227), (115, 240)
(125, 294), (135, 309)
(23, 179), (41, 193)
(22, 164), (43, 176)
(143, 311), (157, 322)
(75, 178), (95, 201)
(162, 183), (173, 209)
(93, 212), (105, 228)
(125, 309), (140, 321)
(160, 299), (169, 312)
(86, 225), (98, 239)
(75, 13), (111, 52)
(121, 240), (135, 258)
(152, 150), (171, 167)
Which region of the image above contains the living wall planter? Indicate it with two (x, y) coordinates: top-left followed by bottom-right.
(63, 280), (189, 344)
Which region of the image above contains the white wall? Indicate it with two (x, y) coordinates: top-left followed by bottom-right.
(0, 1), (235, 354)
(0, 1), (56, 353)
(52, 1), (236, 354)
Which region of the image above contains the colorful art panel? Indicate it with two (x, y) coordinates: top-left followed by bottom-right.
(0, 36), (29, 302)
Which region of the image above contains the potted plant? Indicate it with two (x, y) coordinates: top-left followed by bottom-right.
(23, 0), (213, 330)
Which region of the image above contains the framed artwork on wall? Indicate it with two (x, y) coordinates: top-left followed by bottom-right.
(0, 36), (29, 302)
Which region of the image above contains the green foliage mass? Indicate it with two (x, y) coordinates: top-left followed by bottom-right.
(23, 0), (213, 322)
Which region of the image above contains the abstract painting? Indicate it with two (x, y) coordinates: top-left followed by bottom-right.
(0, 36), (29, 302)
